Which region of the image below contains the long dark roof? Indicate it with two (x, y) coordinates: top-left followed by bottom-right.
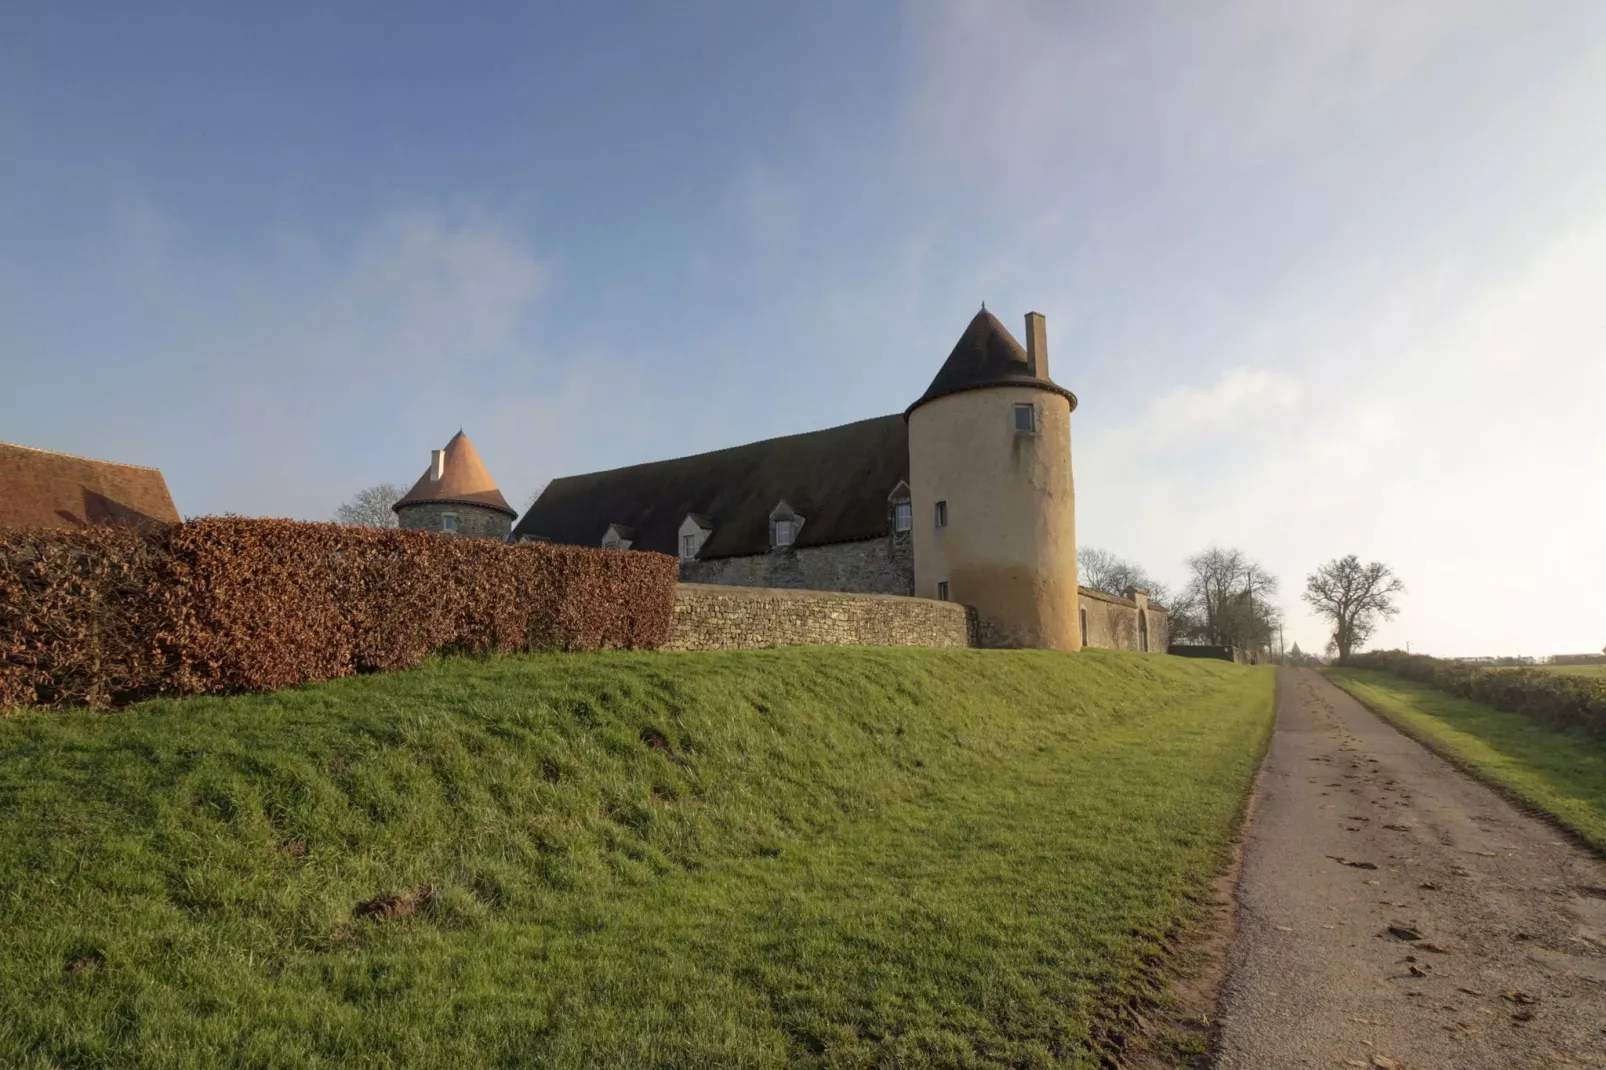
(515, 415), (908, 558)
(907, 309), (1077, 416)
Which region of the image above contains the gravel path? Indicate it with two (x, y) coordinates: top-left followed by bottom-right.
(1213, 668), (1606, 1069)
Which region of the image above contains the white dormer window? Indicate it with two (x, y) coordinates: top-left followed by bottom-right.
(602, 524), (633, 551)
(768, 500), (803, 551)
(893, 502), (912, 533)
(1013, 403), (1037, 433)
(679, 514), (713, 560)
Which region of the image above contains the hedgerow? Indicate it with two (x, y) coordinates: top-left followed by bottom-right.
(1342, 649), (1606, 737)
(0, 519), (676, 710)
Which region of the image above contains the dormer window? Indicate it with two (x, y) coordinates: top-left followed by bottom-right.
(602, 524), (634, 551)
(1013, 403), (1037, 433)
(893, 502), (912, 533)
(768, 500), (803, 550)
(679, 513), (713, 560)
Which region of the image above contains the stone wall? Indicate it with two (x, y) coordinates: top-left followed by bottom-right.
(395, 501), (512, 540)
(678, 533), (914, 595)
(1078, 587), (1169, 653)
(665, 582), (972, 652)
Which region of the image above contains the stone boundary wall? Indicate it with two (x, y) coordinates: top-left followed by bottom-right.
(1078, 586), (1170, 653)
(678, 534), (914, 596)
(666, 582), (973, 652)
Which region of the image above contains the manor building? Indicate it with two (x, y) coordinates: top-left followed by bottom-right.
(512, 308), (1167, 652)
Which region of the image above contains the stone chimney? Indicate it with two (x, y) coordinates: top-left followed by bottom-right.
(430, 449), (445, 482)
(1024, 312), (1047, 379)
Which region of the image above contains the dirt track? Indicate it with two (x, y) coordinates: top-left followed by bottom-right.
(1213, 668), (1606, 1069)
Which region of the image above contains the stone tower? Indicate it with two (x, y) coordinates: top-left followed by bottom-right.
(906, 309), (1080, 649)
(393, 430), (517, 539)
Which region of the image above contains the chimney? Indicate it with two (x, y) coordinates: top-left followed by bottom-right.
(430, 449), (445, 482)
(1024, 312), (1047, 379)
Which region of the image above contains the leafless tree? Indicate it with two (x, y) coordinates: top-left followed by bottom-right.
(1176, 546), (1280, 652)
(334, 483), (403, 529)
(1077, 546), (1171, 605)
(1303, 555), (1404, 661)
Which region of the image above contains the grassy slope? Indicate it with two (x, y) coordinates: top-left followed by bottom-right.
(1, 648), (1273, 1069)
(1326, 668), (1606, 852)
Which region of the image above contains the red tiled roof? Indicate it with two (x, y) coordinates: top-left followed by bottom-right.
(394, 430), (515, 517)
(0, 441), (180, 530)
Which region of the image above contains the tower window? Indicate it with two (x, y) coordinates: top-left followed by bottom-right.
(773, 518), (795, 547)
(681, 533), (698, 559)
(1013, 403), (1037, 433)
(934, 500), (948, 528)
(936, 580), (950, 601)
(441, 514), (458, 533)
(893, 502), (912, 533)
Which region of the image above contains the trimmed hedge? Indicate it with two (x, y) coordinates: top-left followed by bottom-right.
(1342, 649), (1606, 738)
(1, 518), (676, 710)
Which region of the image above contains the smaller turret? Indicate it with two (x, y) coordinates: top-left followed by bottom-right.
(393, 430), (516, 539)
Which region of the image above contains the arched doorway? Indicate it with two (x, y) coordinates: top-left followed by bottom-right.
(1138, 610), (1149, 653)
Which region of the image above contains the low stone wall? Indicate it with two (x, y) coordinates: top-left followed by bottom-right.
(666, 582), (972, 651)
(1078, 586), (1169, 653)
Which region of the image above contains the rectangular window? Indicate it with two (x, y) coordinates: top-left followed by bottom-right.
(936, 580), (950, 601)
(681, 533), (698, 559)
(773, 519), (795, 547)
(1013, 403), (1037, 433)
(441, 514), (458, 533)
(934, 500), (948, 528)
(893, 502), (912, 533)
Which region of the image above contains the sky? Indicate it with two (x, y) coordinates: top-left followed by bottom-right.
(3, 2), (1603, 658)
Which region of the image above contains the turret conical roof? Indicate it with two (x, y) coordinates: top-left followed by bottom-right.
(394, 430), (516, 517)
(906, 309), (1077, 417)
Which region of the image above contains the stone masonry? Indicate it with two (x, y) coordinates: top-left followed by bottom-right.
(678, 533), (913, 595)
(665, 582), (973, 652)
(394, 500), (512, 540)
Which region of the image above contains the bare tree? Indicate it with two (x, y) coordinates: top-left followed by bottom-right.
(1303, 555), (1404, 661)
(1077, 546), (1171, 605)
(335, 483), (403, 529)
(1178, 546), (1280, 652)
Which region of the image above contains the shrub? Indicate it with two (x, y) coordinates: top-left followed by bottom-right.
(1343, 649), (1606, 737)
(0, 519), (677, 710)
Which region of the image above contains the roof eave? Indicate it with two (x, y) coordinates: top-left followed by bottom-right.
(905, 379), (1079, 420)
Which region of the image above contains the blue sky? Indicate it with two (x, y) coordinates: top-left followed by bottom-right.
(4, 2), (1604, 657)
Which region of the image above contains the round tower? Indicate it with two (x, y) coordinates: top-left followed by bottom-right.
(907, 309), (1079, 649)
(393, 429), (517, 539)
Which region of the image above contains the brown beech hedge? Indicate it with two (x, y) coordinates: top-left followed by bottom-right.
(0, 518), (677, 710)
(1342, 649), (1606, 738)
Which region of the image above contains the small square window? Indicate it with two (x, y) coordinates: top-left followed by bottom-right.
(681, 533), (698, 559)
(1013, 403), (1037, 433)
(442, 514), (458, 533)
(934, 500), (948, 529)
(936, 580), (950, 601)
(893, 502), (912, 533)
(773, 519), (795, 547)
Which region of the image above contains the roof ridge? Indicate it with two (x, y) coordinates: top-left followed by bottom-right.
(0, 440), (165, 472)
(546, 413), (902, 485)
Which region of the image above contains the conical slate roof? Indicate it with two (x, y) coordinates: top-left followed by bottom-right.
(906, 309), (1077, 417)
(394, 430), (516, 517)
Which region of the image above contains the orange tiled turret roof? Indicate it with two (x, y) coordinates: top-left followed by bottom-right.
(394, 430), (516, 517)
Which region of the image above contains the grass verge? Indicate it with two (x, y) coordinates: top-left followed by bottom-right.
(1325, 668), (1606, 852)
(1, 647), (1274, 1068)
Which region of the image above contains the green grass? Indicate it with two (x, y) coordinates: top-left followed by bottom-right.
(1533, 664), (1606, 678)
(1325, 668), (1606, 852)
(0, 648), (1274, 1069)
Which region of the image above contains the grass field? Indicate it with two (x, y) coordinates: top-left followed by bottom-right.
(1533, 664), (1606, 678)
(0, 648), (1274, 1069)
(1326, 668), (1606, 852)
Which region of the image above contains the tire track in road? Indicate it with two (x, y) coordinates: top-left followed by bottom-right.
(1213, 668), (1606, 1068)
